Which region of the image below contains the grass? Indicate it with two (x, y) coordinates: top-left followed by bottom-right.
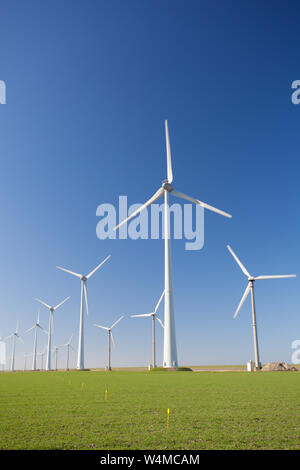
(0, 370), (300, 449)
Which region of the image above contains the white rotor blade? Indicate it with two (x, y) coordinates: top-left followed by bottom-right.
(93, 323), (109, 331)
(255, 275), (297, 280)
(83, 283), (88, 316)
(131, 313), (153, 318)
(233, 283), (251, 319)
(17, 335), (24, 344)
(165, 120), (173, 184)
(56, 266), (82, 279)
(154, 290), (165, 313)
(111, 332), (115, 347)
(4, 334), (13, 340)
(24, 325), (35, 334)
(54, 296), (70, 311)
(86, 255), (111, 279)
(35, 298), (52, 310)
(156, 316), (164, 328)
(110, 315), (124, 330)
(113, 187), (164, 231)
(37, 324), (46, 331)
(68, 333), (73, 345)
(37, 310), (40, 324)
(171, 189), (232, 218)
(227, 245), (251, 277)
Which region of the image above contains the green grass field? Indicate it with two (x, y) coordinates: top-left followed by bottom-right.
(0, 370), (299, 450)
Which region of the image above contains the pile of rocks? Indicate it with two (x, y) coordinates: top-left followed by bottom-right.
(261, 362), (298, 371)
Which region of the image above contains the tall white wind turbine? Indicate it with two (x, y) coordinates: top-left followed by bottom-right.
(5, 322), (23, 372)
(114, 121), (232, 368)
(56, 255), (111, 370)
(59, 334), (74, 371)
(227, 245), (296, 369)
(131, 291), (164, 368)
(35, 296), (70, 371)
(24, 311), (47, 371)
(94, 316), (124, 371)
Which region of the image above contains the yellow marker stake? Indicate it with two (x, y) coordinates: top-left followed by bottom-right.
(105, 388), (108, 401)
(166, 408), (170, 430)
(81, 383), (84, 392)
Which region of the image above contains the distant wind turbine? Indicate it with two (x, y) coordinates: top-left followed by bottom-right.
(131, 291), (164, 368)
(94, 316), (124, 371)
(227, 245), (296, 369)
(56, 255), (111, 370)
(114, 121), (231, 368)
(59, 334), (74, 370)
(24, 311), (47, 371)
(35, 296), (70, 371)
(5, 322), (23, 372)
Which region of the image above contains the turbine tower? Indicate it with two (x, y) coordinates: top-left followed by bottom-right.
(5, 323), (23, 372)
(59, 334), (74, 371)
(94, 316), (124, 371)
(227, 245), (296, 369)
(56, 255), (111, 370)
(114, 121), (232, 368)
(35, 296), (70, 371)
(131, 291), (164, 368)
(24, 311), (47, 371)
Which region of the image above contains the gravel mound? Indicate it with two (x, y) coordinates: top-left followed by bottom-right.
(261, 362), (298, 371)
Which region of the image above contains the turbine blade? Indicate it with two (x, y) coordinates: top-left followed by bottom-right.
(54, 296), (70, 311)
(111, 332), (115, 347)
(156, 316), (164, 328)
(24, 325), (35, 334)
(165, 120), (173, 184)
(37, 310), (40, 324)
(113, 187), (164, 231)
(110, 315), (124, 330)
(233, 283), (251, 319)
(35, 298), (52, 309)
(68, 333), (73, 345)
(255, 275), (297, 280)
(154, 290), (165, 313)
(17, 336), (24, 344)
(93, 323), (109, 331)
(86, 255), (111, 279)
(131, 313), (153, 318)
(56, 266), (82, 279)
(227, 245), (251, 277)
(171, 189), (232, 218)
(83, 283), (88, 316)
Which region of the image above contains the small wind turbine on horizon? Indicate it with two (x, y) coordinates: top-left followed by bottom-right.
(56, 255), (111, 370)
(35, 296), (70, 371)
(52, 346), (60, 371)
(24, 311), (47, 371)
(131, 291), (164, 368)
(94, 316), (124, 371)
(5, 322), (23, 372)
(59, 334), (74, 371)
(227, 245), (296, 369)
(114, 121), (232, 368)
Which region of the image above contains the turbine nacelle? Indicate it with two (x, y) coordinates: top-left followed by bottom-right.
(162, 181), (173, 192)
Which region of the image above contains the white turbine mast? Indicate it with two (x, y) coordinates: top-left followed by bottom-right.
(227, 244), (296, 369)
(131, 290), (164, 368)
(35, 296), (70, 371)
(94, 315), (124, 371)
(56, 255), (111, 370)
(24, 310), (47, 371)
(59, 333), (74, 371)
(114, 121), (232, 368)
(5, 322), (23, 372)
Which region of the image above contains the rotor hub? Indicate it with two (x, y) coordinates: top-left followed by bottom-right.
(162, 181), (173, 192)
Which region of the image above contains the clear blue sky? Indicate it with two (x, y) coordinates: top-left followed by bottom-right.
(0, 0), (299, 369)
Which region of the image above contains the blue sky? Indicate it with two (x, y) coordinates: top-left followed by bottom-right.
(0, 0), (299, 369)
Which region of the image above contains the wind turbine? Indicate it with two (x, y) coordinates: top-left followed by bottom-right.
(5, 323), (23, 372)
(52, 346), (60, 371)
(56, 255), (111, 370)
(38, 346), (47, 370)
(59, 334), (74, 370)
(131, 291), (164, 368)
(35, 296), (70, 371)
(94, 316), (124, 371)
(114, 121), (232, 368)
(227, 245), (296, 369)
(24, 311), (47, 371)
(23, 353), (33, 371)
